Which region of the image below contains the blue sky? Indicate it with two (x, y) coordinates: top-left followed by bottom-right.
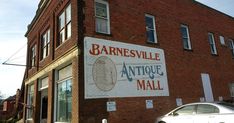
(0, 0), (234, 98)
(196, 0), (234, 17)
(0, 0), (39, 98)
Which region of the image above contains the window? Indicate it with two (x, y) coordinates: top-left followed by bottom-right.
(58, 4), (71, 45)
(219, 36), (225, 46)
(145, 14), (157, 43)
(30, 45), (36, 68)
(55, 65), (72, 122)
(40, 77), (48, 90)
(173, 105), (196, 115)
(197, 104), (219, 114)
(229, 39), (234, 58)
(95, 0), (110, 34)
(208, 33), (217, 55)
(27, 84), (34, 119)
(218, 102), (234, 110)
(41, 29), (50, 60)
(39, 77), (48, 122)
(180, 25), (192, 50)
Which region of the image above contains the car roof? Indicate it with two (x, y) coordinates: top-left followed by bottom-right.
(166, 101), (234, 115)
(178, 101), (229, 106)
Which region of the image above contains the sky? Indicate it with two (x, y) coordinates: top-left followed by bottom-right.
(0, 0), (234, 98)
(0, 0), (39, 98)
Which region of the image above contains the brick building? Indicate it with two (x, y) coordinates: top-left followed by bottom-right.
(23, 0), (234, 123)
(0, 89), (24, 121)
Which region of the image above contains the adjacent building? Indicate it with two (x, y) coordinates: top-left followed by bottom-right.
(23, 0), (234, 123)
(0, 89), (23, 121)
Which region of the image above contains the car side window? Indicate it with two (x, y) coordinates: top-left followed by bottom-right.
(173, 105), (196, 115)
(197, 104), (219, 114)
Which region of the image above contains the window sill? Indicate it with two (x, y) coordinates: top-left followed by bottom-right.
(95, 32), (112, 37)
(146, 41), (159, 45)
(211, 53), (219, 56)
(183, 48), (193, 52)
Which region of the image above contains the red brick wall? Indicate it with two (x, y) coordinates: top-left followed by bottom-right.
(80, 0), (234, 123)
(25, 0), (79, 122)
(24, 0), (234, 123)
(26, 0), (78, 79)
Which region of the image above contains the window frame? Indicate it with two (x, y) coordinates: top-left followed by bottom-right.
(228, 39), (234, 59)
(229, 39), (234, 58)
(173, 105), (196, 115)
(95, 0), (110, 34)
(54, 65), (72, 123)
(196, 104), (219, 114)
(41, 29), (50, 60)
(58, 4), (71, 46)
(208, 33), (218, 55)
(180, 24), (192, 50)
(26, 84), (34, 120)
(38, 77), (49, 123)
(30, 45), (36, 68)
(145, 14), (158, 43)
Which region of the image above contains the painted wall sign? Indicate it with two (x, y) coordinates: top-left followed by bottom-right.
(84, 37), (169, 99)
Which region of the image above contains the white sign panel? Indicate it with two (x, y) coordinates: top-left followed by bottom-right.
(146, 100), (154, 109)
(84, 37), (169, 99)
(176, 98), (183, 106)
(107, 101), (116, 112)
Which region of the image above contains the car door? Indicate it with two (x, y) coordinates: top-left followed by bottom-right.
(210, 114), (234, 123)
(164, 105), (196, 123)
(193, 104), (219, 123)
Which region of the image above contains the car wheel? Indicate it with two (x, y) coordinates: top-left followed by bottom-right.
(159, 121), (166, 123)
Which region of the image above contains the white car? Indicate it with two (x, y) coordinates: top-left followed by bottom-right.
(156, 102), (234, 123)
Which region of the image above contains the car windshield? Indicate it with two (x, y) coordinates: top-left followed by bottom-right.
(217, 102), (234, 110)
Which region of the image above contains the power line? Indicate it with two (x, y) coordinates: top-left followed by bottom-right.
(2, 43), (26, 64)
(2, 43), (27, 67)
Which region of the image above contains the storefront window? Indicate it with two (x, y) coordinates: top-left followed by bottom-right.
(56, 79), (72, 122)
(55, 65), (72, 122)
(27, 84), (34, 119)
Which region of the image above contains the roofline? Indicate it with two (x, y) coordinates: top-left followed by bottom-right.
(24, 0), (234, 37)
(193, 0), (234, 20)
(25, 0), (50, 37)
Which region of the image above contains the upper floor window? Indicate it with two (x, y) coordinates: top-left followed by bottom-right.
(145, 14), (157, 43)
(58, 4), (71, 45)
(229, 39), (234, 58)
(30, 45), (36, 68)
(41, 29), (50, 60)
(208, 33), (217, 55)
(180, 24), (192, 50)
(95, 0), (110, 34)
